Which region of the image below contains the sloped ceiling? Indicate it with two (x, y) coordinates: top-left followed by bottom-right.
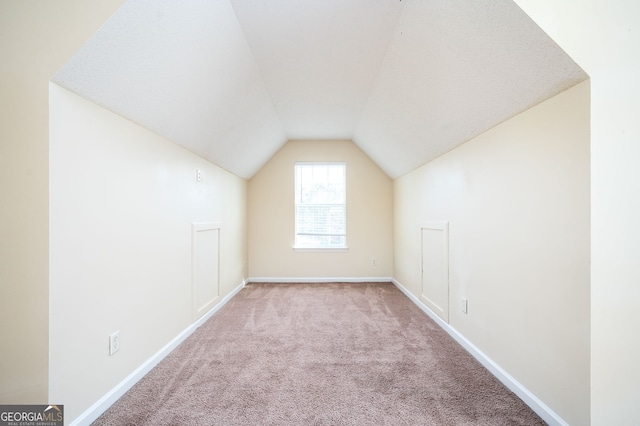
(52, 0), (587, 179)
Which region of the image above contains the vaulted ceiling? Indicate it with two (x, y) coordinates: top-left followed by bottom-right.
(52, 0), (587, 179)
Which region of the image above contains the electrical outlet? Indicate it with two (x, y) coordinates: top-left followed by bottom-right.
(461, 298), (468, 314)
(109, 331), (120, 356)
(371, 258), (377, 266)
(196, 169), (202, 182)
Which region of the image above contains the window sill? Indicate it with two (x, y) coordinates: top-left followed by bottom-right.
(292, 246), (349, 253)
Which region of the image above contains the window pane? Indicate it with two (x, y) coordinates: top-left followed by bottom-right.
(295, 163), (346, 248)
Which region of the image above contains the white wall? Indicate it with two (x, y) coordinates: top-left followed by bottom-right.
(4, 3), (639, 424)
(394, 81), (590, 425)
(248, 140), (393, 279)
(49, 84), (247, 422)
(513, 2), (640, 424)
(0, 0), (126, 404)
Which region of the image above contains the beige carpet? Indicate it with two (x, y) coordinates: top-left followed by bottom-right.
(93, 282), (546, 425)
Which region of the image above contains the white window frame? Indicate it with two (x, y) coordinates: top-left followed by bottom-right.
(293, 162), (348, 252)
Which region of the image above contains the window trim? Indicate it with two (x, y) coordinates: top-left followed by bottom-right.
(292, 246), (349, 253)
(293, 161), (347, 252)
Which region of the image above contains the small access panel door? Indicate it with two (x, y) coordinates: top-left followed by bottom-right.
(421, 221), (449, 323)
(192, 222), (221, 321)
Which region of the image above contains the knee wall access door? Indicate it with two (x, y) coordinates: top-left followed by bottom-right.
(421, 221), (449, 323)
(192, 222), (221, 321)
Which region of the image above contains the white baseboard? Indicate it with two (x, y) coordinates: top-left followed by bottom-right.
(390, 278), (568, 426)
(70, 280), (246, 426)
(247, 277), (394, 283)
(71, 277), (568, 426)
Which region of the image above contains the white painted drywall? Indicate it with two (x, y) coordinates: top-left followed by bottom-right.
(513, 2), (640, 424)
(229, 0), (404, 140)
(51, 0), (586, 180)
(355, 0), (587, 178)
(52, 0), (286, 180)
(49, 84), (247, 422)
(0, 0), (127, 404)
(248, 140), (393, 279)
(394, 81), (590, 425)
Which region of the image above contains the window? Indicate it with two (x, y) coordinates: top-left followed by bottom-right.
(294, 162), (346, 250)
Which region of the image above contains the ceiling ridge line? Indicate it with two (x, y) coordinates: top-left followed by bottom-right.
(351, 0), (409, 145)
(226, 0), (288, 143)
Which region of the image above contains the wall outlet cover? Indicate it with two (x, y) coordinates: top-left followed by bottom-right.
(109, 331), (120, 355)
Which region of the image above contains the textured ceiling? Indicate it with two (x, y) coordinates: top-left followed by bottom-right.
(52, 0), (587, 179)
